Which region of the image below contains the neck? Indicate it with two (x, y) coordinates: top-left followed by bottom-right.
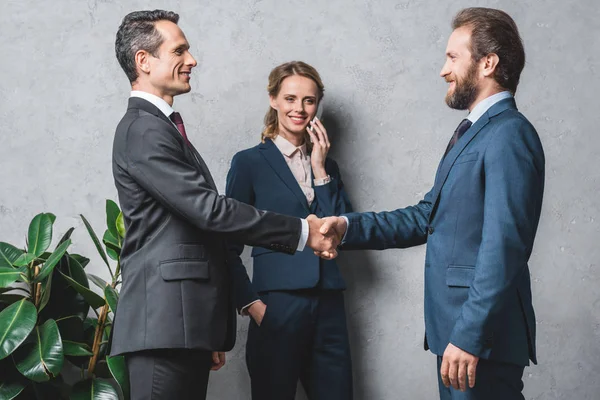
(131, 82), (174, 106)
(277, 129), (305, 147)
(468, 85), (504, 112)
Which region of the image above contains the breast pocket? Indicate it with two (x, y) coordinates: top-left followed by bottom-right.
(454, 152), (479, 165)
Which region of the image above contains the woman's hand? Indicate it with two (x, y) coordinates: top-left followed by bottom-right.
(306, 117), (330, 179)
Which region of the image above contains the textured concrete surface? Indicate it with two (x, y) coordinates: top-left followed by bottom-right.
(1, 0), (599, 399)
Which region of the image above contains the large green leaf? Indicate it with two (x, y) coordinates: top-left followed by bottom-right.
(70, 378), (119, 400)
(0, 243), (24, 269)
(38, 268), (54, 313)
(35, 239), (71, 283)
(87, 274), (108, 291)
(104, 286), (118, 314)
(13, 319), (64, 382)
(80, 215), (110, 268)
(103, 230), (120, 262)
(67, 256), (90, 288)
(13, 253), (36, 268)
(107, 355), (129, 400)
(63, 340), (93, 356)
(106, 200), (121, 242)
(58, 270), (105, 309)
(116, 212), (126, 239)
(70, 254), (90, 269)
(58, 227), (75, 246)
(0, 299), (37, 360)
(0, 267), (23, 288)
(27, 213), (54, 258)
(0, 380), (26, 400)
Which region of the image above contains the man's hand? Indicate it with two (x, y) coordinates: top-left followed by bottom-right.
(247, 300), (267, 326)
(440, 343), (479, 391)
(306, 215), (340, 259)
(311, 216), (347, 259)
(211, 351), (226, 371)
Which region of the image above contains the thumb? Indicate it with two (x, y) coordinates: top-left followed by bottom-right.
(320, 219), (332, 234)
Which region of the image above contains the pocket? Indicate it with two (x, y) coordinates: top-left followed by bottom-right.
(159, 260), (210, 281)
(454, 152), (479, 165)
(446, 265), (476, 287)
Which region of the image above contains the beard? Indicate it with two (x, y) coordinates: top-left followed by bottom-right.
(445, 61), (479, 110)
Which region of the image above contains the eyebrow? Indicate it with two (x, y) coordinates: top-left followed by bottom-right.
(446, 51), (459, 57)
(173, 43), (190, 52)
(283, 94), (317, 100)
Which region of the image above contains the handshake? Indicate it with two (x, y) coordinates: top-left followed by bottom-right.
(305, 215), (348, 260)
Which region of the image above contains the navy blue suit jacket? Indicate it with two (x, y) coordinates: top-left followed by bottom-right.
(343, 98), (544, 366)
(226, 138), (353, 310)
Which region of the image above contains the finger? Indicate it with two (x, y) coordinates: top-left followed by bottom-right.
(306, 127), (320, 146)
(458, 361), (467, 392)
(219, 352), (226, 367)
(440, 357), (450, 388)
(468, 359), (478, 388)
(448, 360), (459, 390)
(314, 117), (330, 147)
(312, 121), (326, 146)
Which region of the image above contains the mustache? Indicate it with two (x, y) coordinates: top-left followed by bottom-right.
(445, 76), (455, 83)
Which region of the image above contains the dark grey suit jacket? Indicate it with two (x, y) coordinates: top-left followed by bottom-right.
(110, 97), (301, 355)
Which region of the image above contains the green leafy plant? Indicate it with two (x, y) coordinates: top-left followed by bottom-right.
(0, 201), (129, 399)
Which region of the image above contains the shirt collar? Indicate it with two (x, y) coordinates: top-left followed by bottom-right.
(273, 135), (308, 158)
(130, 91), (175, 119)
(467, 91), (513, 124)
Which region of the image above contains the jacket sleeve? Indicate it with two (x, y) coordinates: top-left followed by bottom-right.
(125, 117), (301, 254)
(341, 188), (433, 250)
(449, 119), (545, 356)
(225, 152), (260, 311)
(313, 158), (354, 217)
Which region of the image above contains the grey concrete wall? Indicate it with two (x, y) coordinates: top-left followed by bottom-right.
(1, 0), (598, 398)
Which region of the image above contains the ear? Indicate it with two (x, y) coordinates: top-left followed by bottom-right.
(481, 53), (499, 78)
(135, 50), (151, 75)
(269, 95), (278, 111)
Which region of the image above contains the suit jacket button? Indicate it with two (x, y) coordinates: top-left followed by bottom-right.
(428, 226), (434, 235)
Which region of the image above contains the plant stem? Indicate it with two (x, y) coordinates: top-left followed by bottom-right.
(87, 303), (109, 375)
(33, 265), (41, 307)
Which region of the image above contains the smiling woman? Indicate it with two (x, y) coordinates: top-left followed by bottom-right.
(226, 61), (355, 399)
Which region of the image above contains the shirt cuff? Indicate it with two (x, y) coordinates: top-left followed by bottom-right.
(313, 175), (332, 186)
(341, 216), (350, 243)
(240, 300), (261, 316)
(297, 218), (309, 251)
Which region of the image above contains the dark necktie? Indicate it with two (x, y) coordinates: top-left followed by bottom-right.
(169, 112), (189, 144)
(444, 118), (472, 157)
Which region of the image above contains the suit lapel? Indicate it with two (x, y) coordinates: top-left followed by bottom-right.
(128, 97), (218, 192)
(429, 98), (517, 218)
(259, 139), (311, 213)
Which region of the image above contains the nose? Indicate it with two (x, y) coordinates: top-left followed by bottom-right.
(295, 101), (305, 113)
(440, 60), (450, 78)
(187, 51), (198, 68)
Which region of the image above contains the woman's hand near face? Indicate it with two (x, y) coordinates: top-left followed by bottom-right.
(307, 117), (330, 179)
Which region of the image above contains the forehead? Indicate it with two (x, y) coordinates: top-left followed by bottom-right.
(446, 26), (472, 54)
(280, 75), (318, 94)
(155, 20), (188, 47)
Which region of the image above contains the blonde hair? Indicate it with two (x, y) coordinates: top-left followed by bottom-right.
(261, 61), (325, 144)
